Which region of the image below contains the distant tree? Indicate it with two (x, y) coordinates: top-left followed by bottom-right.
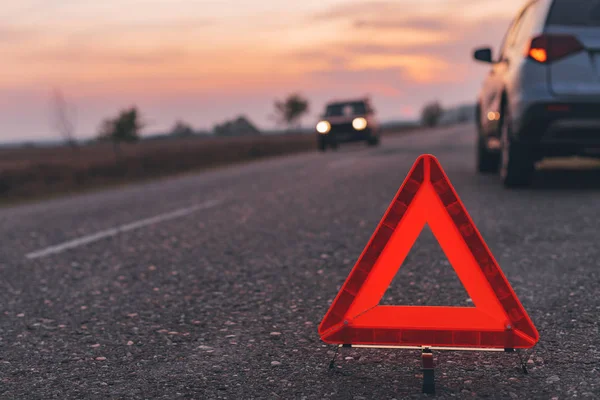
(273, 93), (309, 131)
(169, 120), (195, 137)
(420, 101), (444, 127)
(97, 107), (143, 161)
(51, 88), (78, 149)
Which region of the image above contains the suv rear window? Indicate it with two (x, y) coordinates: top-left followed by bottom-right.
(325, 102), (367, 117)
(547, 0), (600, 26)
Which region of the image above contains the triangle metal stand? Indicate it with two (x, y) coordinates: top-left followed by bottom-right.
(327, 344), (529, 394)
(421, 348), (435, 394)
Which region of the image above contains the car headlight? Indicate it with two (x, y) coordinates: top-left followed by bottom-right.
(316, 121), (331, 134)
(352, 117), (367, 131)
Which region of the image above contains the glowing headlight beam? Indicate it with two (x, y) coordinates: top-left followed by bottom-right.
(316, 121), (331, 134)
(352, 117), (368, 131)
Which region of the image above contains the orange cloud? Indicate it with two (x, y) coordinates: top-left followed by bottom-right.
(345, 54), (452, 83)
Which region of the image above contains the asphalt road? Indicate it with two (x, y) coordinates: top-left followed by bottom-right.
(1, 124), (599, 399)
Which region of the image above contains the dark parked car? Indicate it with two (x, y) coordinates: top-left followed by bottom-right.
(315, 98), (381, 151)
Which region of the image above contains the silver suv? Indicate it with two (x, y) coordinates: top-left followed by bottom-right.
(473, 0), (600, 187)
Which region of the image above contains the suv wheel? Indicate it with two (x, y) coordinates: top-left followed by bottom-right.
(318, 136), (327, 152)
(329, 134), (339, 150)
(477, 135), (500, 173)
(500, 107), (535, 188)
(367, 135), (380, 146)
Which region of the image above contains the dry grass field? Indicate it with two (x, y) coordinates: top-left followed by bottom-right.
(0, 127), (418, 204)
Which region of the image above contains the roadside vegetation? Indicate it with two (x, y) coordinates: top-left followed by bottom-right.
(0, 93), (425, 204)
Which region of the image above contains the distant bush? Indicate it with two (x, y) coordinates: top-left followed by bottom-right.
(170, 120), (196, 137)
(420, 101), (444, 127)
(213, 116), (261, 137)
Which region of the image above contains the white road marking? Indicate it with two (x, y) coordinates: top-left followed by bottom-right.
(25, 199), (222, 260)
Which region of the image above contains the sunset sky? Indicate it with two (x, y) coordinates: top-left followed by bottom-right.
(1, 0), (527, 142)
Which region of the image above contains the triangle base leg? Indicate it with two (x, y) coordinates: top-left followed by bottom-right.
(504, 348), (529, 375)
(328, 345), (340, 370)
(422, 348), (435, 394)
(518, 351), (529, 375)
(328, 344), (352, 371)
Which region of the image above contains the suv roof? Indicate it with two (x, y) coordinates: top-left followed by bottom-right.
(323, 99), (373, 117)
(325, 98), (370, 106)
(546, 0), (600, 27)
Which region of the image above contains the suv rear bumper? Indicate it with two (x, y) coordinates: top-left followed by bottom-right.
(515, 102), (600, 157)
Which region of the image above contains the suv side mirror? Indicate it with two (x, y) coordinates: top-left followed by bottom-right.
(473, 47), (493, 63)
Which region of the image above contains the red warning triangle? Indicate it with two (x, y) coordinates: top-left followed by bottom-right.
(318, 155), (539, 349)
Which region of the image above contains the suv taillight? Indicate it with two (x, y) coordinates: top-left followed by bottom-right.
(526, 34), (585, 63)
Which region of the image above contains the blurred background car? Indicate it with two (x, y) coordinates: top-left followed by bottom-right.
(315, 98), (381, 151)
(473, 0), (600, 187)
